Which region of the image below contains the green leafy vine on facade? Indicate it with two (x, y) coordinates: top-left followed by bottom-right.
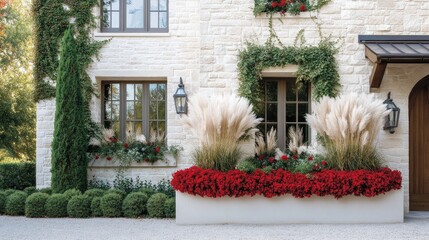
(32, 0), (107, 102)
(238, 16), (340, 110)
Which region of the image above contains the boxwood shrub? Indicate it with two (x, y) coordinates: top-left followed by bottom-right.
(0, 191), (6, 214)
(0, 162), (35, 190)
(5, 191), (27, 216)
(63, 189), (81, 200)
(25, 192), (50, 218)
(164, 197), (175, 218)
(67, 195), (91, 218)
(39, 188), (52, 195)
(23, 186), (38, 196)
(90, 197), (103, 217)
(84, 189), (105, 200)
(4, 189), (17, 196)
(104, 189), (126, 199)
(100, 193), (122, 217)
(122, 192), (148, 218)
(147, 193), (168, 218)
(45, 194), (68, 218)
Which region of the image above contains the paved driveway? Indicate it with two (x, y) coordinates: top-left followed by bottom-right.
(1, 212), (429, 240)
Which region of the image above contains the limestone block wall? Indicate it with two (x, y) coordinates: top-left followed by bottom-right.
(35, 0), (429, 212)
(36, 100), (55, 188)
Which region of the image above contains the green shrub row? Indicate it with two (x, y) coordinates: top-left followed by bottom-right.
(0, 162), (35, 190)
(0, 188), (175, 218)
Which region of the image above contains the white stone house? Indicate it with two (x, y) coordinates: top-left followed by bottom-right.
(36, 0), (429, 213)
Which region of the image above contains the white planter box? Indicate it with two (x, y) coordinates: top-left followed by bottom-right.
(88, 153), (177, 169)
(176, 189), (404, 224)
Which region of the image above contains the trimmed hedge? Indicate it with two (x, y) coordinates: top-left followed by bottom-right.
(63, 189), (81, 200)
(147, 193), (168, 218)
(45, 194), (68, 218)
(24, 186), (38, 195)
(25, 192), (49, 218)
(91, 197), (103, 217)
(105, 189), (126, 199)
(39, 188), (52, 195)
(4, 189), (16, 196)
(5, 191), (27, 216)
(0, 162), (35, 190)
(100, 193), (122, 217)
(122, 192), (148, 218)
(67, 195), (91, 218)
(164, 198), (175, 218)
(84, 189), (105, 200)
(0, 191), (6, 214)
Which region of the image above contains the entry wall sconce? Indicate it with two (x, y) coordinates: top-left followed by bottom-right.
(173, 77), (188, 114)
(383, 92), (400, 134)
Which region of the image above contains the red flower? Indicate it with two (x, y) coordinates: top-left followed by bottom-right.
(155, 146), (160, 153)
(171, 166), (402, 199)
(258, 155), (266, 161)
(271, 2), (278, 8)
(123, 143), (129, 149)
(95, 154), (99, 160)
(145, 157), (149, 162)
(106, 156), (112, 161)
(292, 155), (298, 160)
(299, 3), (306, 12)
(109, 137), (118, 143)
(279, 0), (286, 7)
(268, 157), (275, 163)
(321, 160), (327, 166)
(308, 156), (313, 161)
(281, 155), (288, 161)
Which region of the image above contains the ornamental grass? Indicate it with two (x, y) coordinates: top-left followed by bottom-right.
(183, 94), (261, 172)
(306, 93), (390, 170)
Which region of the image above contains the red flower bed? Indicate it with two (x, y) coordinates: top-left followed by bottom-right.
(171, 166), (402, 199)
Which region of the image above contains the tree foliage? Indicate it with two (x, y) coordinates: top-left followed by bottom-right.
(51, 27), (88, 193)
(0, 0), (35, 161)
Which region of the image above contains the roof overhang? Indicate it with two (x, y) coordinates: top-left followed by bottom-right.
(359, 35), (429, 88)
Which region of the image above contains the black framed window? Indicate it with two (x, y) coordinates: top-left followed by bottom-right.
(257, 78), (310, 150)
(102, 82), (166, 140)
(101, 0), (168, 33)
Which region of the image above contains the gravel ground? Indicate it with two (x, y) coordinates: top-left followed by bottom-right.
(1, 213), (429, 240)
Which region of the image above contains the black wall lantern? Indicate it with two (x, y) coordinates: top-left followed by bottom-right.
(383, 92), (400, 134)
(173, 77), (188, 114)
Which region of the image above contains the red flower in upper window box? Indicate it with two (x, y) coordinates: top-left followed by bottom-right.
(123, 143), (129, 149)
(271, 2), (278, 8)
(281, 155), (288, 161)
(299, 3), (306, 12)
(155, 146), (160, 153)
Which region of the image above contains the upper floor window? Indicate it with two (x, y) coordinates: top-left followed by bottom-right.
(101, 0), (168, 33)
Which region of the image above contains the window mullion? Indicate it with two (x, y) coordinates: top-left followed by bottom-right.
(120, 83), (127, 140)
(143, 83), (150, 138)
(278, 81), (286, 150)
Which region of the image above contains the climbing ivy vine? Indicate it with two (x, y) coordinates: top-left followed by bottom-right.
(32, 0), (106, 102)
(238, 18), (340, 110)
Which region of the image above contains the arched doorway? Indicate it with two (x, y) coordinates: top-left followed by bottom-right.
(410, 76), (429, 211)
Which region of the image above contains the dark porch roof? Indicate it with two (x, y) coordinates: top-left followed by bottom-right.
(358, 35), (429, 88)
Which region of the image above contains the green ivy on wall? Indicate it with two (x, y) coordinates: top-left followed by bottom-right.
(238, 28), (340, 110)
(32, 0), (106, 102)
(254, 0), (332, 16)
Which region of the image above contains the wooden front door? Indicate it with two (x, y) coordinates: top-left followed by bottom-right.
(410, 77), (429, 211)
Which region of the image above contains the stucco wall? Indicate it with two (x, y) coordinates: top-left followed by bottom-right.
(36, 0), (429, 212)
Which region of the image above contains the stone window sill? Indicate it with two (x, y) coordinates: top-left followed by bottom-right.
(88, 154), (177, 169)
(93, 32), (170, 38)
